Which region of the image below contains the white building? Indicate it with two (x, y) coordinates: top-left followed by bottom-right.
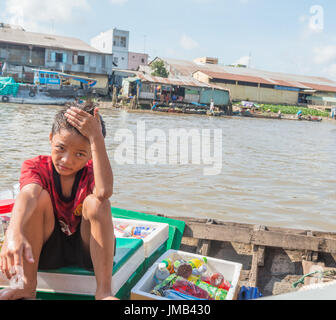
(90, 28), (129, 70)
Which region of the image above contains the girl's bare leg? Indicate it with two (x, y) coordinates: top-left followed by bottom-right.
(0, 190), (54, 300)
(81, 194), (117, 300)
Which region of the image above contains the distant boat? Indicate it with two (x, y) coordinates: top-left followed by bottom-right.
(0, 69), (98, 105)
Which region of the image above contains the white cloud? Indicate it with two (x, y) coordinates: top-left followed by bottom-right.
(234, 55), (250, 66)
(180, 34), (199, 50)
(1, 0), (89, 32)
(313, 46), (336, 64)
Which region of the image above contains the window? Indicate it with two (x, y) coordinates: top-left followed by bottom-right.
(113, 35), (127, 48)
(50, 74), (54, 78)
(120, 36), (126, 48)
(260, 83), (275, 89)
(78, 55), (85, 65)
(210, 78), (236, 85)
(45, 74), (49, 78)
(40, 73), (45, 78)
(237, 81), (258, 87)
(141, 58), (145, 63)
(55, 53), (63, 62)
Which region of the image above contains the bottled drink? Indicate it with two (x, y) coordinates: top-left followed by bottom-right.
(162, 289), (207, 300)
(201, 273), (231, 291)
(133, 226), (155, 239)
(188, 257), (208, 269)
(188, 258), (208, 276)
(172, 277), (210, 299)
(188, 274), (228, 300)
(154, 263), (171, 284)
(9, 266), (24, 289)
(161, 258), (174, 274)
(151, 274), (178, 296)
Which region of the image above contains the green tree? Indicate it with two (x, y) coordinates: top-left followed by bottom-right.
(151, 60), (169, 78)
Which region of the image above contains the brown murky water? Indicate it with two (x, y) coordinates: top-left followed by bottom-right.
(1, 103), (336, 232)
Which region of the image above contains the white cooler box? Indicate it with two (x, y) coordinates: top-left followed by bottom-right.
(131, 249), (242, 300)
(113, 218), (169, 267)
(0, 238), (145, 299)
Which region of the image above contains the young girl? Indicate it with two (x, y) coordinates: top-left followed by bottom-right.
(0, 100), (117, 300)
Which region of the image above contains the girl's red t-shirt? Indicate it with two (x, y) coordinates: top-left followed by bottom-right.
(19, 155), (95, 236)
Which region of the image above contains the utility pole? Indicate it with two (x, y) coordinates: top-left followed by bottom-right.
(144, 35), (147, 54)
(248, 51), (252, 68)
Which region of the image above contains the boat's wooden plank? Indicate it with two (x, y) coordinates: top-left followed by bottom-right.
(254, 225), (266, 267)
(249, 245), (259, 288)
(183, 222), (252, 243)
(183, 221), (336, 253)
(249, 226), (266, 287)
(305, 231), (319, 262)
(252, 230), (336, 253)
(196, 219), (214, 256)
(197, 239), (212, 256)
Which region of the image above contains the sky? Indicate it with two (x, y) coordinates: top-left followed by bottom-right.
(1, 0), (336, 80)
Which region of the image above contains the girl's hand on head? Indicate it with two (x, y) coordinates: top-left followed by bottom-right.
(64, 107), (103, 141)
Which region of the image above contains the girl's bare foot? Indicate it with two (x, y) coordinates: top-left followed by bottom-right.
(101, 296), (120, 300)
(95, 291), (119, 300)
(0, 287), (36, 300)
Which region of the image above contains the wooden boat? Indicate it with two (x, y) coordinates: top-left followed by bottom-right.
(162, 214), (336, 299)
(1, 205), (336, 300)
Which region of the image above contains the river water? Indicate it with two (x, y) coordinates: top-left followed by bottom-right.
(1, 103), (336, 232)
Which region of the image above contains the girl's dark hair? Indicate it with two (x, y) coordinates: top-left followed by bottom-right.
(51, 99), (106, 138)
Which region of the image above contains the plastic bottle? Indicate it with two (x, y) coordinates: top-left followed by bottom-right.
(201, 273), (231, 291)
(133, 226), (155, 239)
(151, 274), (178, 296)
(162, 289), (207, 300)
(154, 263), (171, 284)
(188, 274), (228, 300)
(188, 257), (208, 276)
(172, 277), (210, 299)
(188, 257), (208, 269)
(9, 266), (24, 289)
(161, 258), (174, 274)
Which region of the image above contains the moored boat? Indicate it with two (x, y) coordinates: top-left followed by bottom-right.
(1, 198), (336, 300)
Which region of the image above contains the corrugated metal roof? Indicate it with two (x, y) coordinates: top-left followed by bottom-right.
(134, 72), (227, 91)
(300, 82), (336, 93)
(0, 27), (106, 54)
(201, 71), (277, 86)
(153, 57), (336, 92)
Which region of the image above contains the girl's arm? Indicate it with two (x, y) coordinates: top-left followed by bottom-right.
(0, 184), (40, 277)
(89, 132), (113, 201)
(65, 107), (113, 201)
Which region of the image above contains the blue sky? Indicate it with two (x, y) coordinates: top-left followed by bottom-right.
(1, 0), (336, 80)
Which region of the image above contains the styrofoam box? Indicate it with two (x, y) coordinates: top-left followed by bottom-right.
(112, 218), (169, 258)
(0, 242), (145, 297)
(131, 249), (243, 300)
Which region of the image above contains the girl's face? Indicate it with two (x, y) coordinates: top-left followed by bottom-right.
(49, 128), (92, 177)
